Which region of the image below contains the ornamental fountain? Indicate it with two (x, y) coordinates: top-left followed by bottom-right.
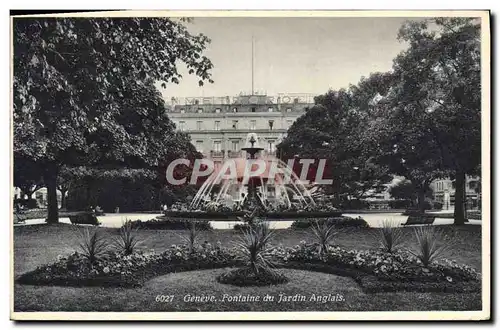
(166, 133), (341, 221)
(240, 134), (265, 212)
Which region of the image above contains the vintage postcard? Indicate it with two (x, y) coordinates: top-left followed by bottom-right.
(10, 10), (490, 321)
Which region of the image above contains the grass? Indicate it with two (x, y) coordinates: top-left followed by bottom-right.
(13, 223), (482, 312)
(16, 209), (162, 221)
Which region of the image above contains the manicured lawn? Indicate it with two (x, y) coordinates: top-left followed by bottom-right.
(13, 223), (482, 312)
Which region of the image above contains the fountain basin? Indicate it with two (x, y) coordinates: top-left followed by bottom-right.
(164, 210), (343, 221)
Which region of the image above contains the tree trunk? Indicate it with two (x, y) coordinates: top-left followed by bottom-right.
(44, 164), (59, 223)
(454, 171), (467, 225)
(60, 189), (67, 210)
(417, 187), (426, 213)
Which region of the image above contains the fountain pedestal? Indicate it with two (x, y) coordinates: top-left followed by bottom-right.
(241, 135), (265, 212)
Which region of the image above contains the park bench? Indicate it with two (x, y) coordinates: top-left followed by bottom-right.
(401, 213), (436, 226)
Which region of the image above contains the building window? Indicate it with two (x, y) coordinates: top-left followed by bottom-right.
(268, 140), (276, 152)
(197, 108), (203, 113)
(268, 107), (274, 112)
(250, 120), (256, 130)
(231, 140), (239, 151)
(196, 121), (203, 131)
(286, 108), (292, 113)
(195, 140), (203, 152)
(469, 181), (478, 190)
(251, 107), (256, 112)
(232, 120), (238, 129)
(214, 121), (220, 131)
(180, 108), (185, 113)
(268, 120), (274, 130)
(213, 141), (222, 152)
(215, 108), (221, 113)
(178, 121), (186, 131)
(232, 107), (238, 113)
(286, 120), (293, 128)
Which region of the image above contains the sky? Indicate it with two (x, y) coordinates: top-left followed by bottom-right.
(158, 17), (414, 99)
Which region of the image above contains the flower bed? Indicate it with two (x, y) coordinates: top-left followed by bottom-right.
(268, 242), (480, 293)
(17, 238), (480, 293)
(290, 216), (369, 229)
(17, 242), (238, 288)
(128, 217), (213, 230)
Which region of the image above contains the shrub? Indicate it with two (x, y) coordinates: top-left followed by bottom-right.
(216, 266), (289, 287)
(291, 216), (368, 229)
(128, 217), (212, 230)
(388, 199), (413, 209)
(233, 223), (251, 231)
(75, 227), (110, 264)
(14, 198), (38, 209)
(376, 219), (406, 253)
(69, 213), (100, 226)
(339, 199), (370, 210)
(409, 226), (449, 267)
(310, 220), (337, 254)
(433, 201), (443, 210)
(113, 220), (141, 255)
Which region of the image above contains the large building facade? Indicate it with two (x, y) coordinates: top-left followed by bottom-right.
(166, 93), (315, 167)
(430, 176), (481, 210)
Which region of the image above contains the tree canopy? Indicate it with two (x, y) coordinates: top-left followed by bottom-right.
(13, 17), (213, 222)
(278, 18), (481, 222)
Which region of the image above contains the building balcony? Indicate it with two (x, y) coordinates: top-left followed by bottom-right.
(263, 150), (276, 157)
(184, 128), (288, 134)
(210, 150), (225, 158)
(228, 150), (242, 158)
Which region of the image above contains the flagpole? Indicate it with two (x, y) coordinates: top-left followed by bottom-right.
(251, 35), (254, 95)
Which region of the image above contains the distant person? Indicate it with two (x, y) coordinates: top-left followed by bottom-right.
(162, 204), (168, 212)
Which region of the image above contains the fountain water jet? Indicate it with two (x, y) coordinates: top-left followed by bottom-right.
(190, 133), (316, 211)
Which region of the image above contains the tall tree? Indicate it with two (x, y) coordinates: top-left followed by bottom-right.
(388, 179), (433, 206)
(13, 17), (213, 222)
(278, 73), (393, 203)
(392, 18), (481, 223)
(368, 91), (447, 212)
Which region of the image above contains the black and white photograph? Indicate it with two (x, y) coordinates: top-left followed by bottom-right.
(10, 10), (490, 321)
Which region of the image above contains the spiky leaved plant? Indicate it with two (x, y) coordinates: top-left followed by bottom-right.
(76, 226), (110, 264)
(180, 221), (202, 254)
(409, 225), (450, 267)
(377, 219), (406, 253)
(235, 221), (276, 274)
(113, 220), (142, 255)
(310, 219), (337, 254)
